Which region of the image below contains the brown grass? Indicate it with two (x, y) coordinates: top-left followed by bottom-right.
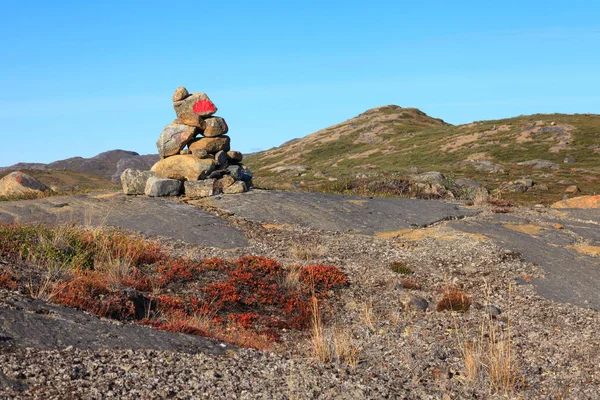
(309, 297), (331, 363)
(289, 243), (326, 262)
(437, 288), (472, 312)
(456, 285), (521, 395)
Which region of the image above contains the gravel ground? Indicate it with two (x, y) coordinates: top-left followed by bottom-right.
(2, 208), (600, 399)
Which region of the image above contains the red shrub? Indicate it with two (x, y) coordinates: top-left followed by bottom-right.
(299, 264), (348, 292)
(0, 270), (17, 290)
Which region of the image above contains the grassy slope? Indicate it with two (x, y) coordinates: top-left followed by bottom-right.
(245, 105), (600, 205)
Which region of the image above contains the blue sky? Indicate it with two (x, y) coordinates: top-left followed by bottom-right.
(1, 1), (599, 166)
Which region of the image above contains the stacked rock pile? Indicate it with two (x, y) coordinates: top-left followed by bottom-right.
(121, 86), (252, 198)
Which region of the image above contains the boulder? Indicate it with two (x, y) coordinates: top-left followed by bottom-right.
(112, 154), (160, 184)
(227, 165), (244, 180)
(156, 123), (197, 159)
(172, 86), (189, 102)
(202, 117), (229, 137)
(120, 169), (155, 195)
(184, 179), (219, 199)
(189, 136), (231, 154)
(241, 167), (253, 182)
(227, 151), (243, 163)
(208, 169), (227, 180)
(0, 171), (48, 197)
(565, 185), (580, 194)
(144, 177), (183, 197)
(413, 171), (446, 184)
(174, 116), (206, 129)
(215, 150), (228, 167)
(222, 180), (247, 194)
(551, 195), (600, 209)
(218, 175), (235, 189)
(517, 159), (559, 170)
(173, 92), (218, 120)
(153, 155), (216, 181)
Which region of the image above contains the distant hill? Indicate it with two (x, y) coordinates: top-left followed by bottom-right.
(245, 105), (600, 204)
(1, 150), (159, 185)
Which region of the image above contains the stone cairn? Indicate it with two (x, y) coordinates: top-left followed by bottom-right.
(121, 86), (252, 198)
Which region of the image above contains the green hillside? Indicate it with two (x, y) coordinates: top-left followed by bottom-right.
(245, 105), (600, 205)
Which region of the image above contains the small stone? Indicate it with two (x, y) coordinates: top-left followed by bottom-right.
(191, 149), (209, 159)
(144, 177), (183, 197)
(120, 169), (155, 195)
(180, 149), (191, 155)
(483, 305), (502, 316)
(153, 155), (216, 181)
(409, 295), (429, 311)
(215, 150), (228, 167)
(189, 136), (231, 154)
(218, 175), (235, 189)
(565, 185), (580, 194)
(172, 86), (189, 102)
(0, 171), (48, 197)
(202, 117), (229, 137)
(184, 179), (218, 199)
(222, 180), (248, 194)
(156, 123), (197, 158)
(564, 156), (575, 164)
(227, 151), (243, 163)
(554, 223), (564, 229)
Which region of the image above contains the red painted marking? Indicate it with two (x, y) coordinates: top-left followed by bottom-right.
(193, 99), (216, 114)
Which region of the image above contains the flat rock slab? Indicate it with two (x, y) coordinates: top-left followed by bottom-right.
(450, 212), (600, 310)
(205, 190), (478, 235)
(0, 297), (230, 354)
(0, 192), (247, 249)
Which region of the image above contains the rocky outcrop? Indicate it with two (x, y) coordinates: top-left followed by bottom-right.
(551, 195), (600, 209)
(121, 169), (155, 195)
(0, 171), (48, 197)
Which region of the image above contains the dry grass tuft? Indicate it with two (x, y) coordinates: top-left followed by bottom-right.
(289, 243), (326, 262)
(332, 326), (361, 368)
(309, 297), (331, 363)
(400, 279), (422, 290)
(456, 285), (521, 395)
(472, 188), (490, 208)
(437, 288), (471, 312)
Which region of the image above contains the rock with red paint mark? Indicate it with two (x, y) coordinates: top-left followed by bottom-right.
(156, 123), (198, 159)
(202, 117), (228, 137)
(173, 92), (218, 119)
(188, 135), (231, 154)
(227, 151), (243, 163)
(0, 171), (49, 197)
(152, 154), (216, 181)
(172, 86), (189, 102)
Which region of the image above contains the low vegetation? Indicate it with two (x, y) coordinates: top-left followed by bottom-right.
(0, 223), (348, 349)
(246, 108), (600, 205)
